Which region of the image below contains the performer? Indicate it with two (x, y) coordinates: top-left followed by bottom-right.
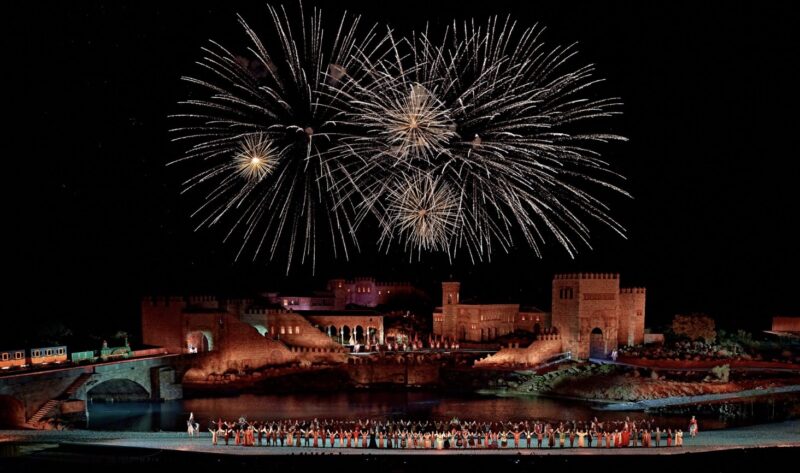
(689, 416), (699, 438)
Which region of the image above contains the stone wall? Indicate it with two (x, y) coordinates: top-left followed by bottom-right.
(0, 395), (25, 427)
(347, 360), (440, 386)
(474, 335), (564, 367)
(772, 317), (800, 332)
(619, 288), (646, 346)
(141, 296), (186, 352)
(192, 314), (297, 376)
(644, 333), (665, 344)
(0, 368), (83, 419)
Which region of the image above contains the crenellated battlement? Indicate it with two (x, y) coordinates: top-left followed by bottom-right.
(142, 296), (185, 306)
(620, 287), (646, 294)
(554, 272), (620, 280)
(245, 307), (290, 315)
(535, 333), (561, 341)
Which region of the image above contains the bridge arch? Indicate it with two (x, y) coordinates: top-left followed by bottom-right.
(87, 378), (150, 402)
(0, 395), (25, 427)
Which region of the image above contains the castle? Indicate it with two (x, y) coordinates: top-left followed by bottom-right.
(141, 273), (645, 372)
(264, 277), (419, 311)
(434, 273), (646, 359)
(141, 277), (422, 357)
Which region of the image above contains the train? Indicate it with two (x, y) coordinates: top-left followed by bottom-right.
(0, 344), (133, 370)
(1, 346), (68, 369)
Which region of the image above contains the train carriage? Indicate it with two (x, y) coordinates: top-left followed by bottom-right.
(29, 346), (68, 365)
(0, 349), (26, 369)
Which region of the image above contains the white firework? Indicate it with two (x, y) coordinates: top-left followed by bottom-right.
(171, 3), (388, 272)
(333, 16), (628, 261)
(235, 134), (279, 182)
(381, 173), (459, 258)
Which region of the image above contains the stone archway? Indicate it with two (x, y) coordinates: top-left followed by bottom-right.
(458, 324), (467, 341)
(367, 327), (378, 345)
(186, 330), (213, 353)
(355, 325), (365, 344)
(590, 327), (606, 358)
(0, 395), (25, 427)
(87, 379), (150, 403)
(328, 325), (338, 342)
(341, 326), (352, 345)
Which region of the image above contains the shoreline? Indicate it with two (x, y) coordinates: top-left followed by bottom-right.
(476, 384), (800, 410)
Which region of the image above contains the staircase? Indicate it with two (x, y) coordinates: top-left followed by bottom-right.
(26, 400), (59, 425)
(61, 373), (92, 398)
(26, 373), (93, 426)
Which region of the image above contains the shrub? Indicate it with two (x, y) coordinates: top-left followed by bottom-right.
(711, 364), (730, 382)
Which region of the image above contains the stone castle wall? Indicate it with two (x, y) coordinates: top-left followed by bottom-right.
(474, 335), (563, 367)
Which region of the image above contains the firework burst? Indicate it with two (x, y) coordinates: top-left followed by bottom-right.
(170, 3), (386, 272)
(334, 16), (628, 261)
(173, 5), (628, 268)
(380, 172), (459, 258)
(235, 134), (279, 182)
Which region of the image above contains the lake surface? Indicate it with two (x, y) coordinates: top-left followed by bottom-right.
(85, 391), (729, 431)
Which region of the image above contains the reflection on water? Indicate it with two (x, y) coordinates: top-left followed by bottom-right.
(87, 391), (723, 432)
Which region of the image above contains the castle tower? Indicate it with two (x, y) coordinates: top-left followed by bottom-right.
(551, 273), (621, 359)
(328, 278), (347, 310)
(618, 288), (646, 346)
(441, 282), (460, 339)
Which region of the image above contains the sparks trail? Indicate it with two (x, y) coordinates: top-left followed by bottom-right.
(333, 16), (628, 261)
(172, 5), (627, 269)
(171, 2), (386, 273)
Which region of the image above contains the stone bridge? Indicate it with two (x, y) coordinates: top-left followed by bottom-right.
(0, 354), (193, 428)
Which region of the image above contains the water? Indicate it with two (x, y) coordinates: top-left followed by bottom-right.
(85, 391), (722, 432)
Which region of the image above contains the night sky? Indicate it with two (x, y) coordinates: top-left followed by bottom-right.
(12, 1), (798, 347)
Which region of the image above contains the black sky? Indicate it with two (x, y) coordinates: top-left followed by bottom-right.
(12, 1), (799, 346)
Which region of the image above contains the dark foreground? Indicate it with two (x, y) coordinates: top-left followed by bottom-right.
(1, 442), (798, 473)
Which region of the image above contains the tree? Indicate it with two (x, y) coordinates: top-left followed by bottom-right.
(672, 313), (716, 343)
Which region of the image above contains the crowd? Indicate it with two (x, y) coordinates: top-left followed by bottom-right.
(191, 414), (697, 449)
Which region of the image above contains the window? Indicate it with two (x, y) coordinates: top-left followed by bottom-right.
(2, 353), (8, 361)
(283, 299), (288, 305)
(32, 350), (40, 357)
(288, 327), (293, 334)
(58, 348), (65, 355)
(559, 287), (574, 299)
(295, 326), (300, 334)
(280, 326), (286, 334)
(15, 352), (23, 359)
